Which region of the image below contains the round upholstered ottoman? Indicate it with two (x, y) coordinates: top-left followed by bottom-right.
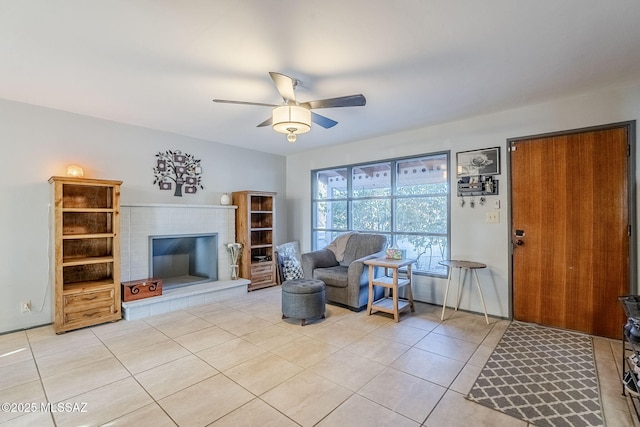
(281, 278), (326, 326)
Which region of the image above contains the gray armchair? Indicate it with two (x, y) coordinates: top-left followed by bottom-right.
(301, 233), (387, 311)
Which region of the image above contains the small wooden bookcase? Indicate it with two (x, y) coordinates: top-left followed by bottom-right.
(232, 191), (277, 291)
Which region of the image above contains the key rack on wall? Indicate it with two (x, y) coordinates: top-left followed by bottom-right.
(457, 175), (499, 197)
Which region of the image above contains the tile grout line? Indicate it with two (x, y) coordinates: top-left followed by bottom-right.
(24, 330), (57, 427)
(91, 323), (182, 426)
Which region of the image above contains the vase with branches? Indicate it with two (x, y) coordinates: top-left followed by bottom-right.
(226, 242), (242, 280)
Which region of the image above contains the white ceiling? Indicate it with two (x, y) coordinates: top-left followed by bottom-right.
(1, 1), (640, 156)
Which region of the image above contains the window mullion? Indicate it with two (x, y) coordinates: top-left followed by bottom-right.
(347, 166), (353, 230)
(390, 160), (397, 246)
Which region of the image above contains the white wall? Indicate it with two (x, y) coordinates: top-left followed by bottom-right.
(285, 83), (640, 319)
(0, 99), (286, 333)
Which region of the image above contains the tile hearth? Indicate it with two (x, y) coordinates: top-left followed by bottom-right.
(121, 279), (249, 320)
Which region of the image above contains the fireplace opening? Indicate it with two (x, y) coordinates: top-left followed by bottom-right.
(149, 233), (218, 289)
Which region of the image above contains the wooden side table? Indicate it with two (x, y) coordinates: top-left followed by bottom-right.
(438, 260), (489, 324)
(364, 257), (417, 322)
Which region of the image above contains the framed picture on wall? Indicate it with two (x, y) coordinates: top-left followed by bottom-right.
(456, 147), (500, 177)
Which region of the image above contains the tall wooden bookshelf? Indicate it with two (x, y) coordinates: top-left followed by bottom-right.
(232, 191), (277, 291)
(49, 176), (122, 333)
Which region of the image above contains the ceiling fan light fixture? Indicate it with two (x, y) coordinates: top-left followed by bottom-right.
(272, 105), (311, 141)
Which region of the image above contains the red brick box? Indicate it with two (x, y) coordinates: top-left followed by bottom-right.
(121, 278), (163, 302)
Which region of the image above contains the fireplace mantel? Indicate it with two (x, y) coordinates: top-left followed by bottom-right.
(121, 202), (237, 210)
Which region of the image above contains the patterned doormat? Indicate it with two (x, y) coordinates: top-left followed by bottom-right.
(467, 321), (603, 427)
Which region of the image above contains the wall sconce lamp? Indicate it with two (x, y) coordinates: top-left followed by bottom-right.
(66, 165), (84, 178)
(272, 105), (311, 143)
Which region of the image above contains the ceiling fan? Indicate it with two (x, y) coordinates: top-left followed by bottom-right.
(213, 72), (366, 143)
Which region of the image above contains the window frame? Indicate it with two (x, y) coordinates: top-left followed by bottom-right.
(311, 151), (451, 278)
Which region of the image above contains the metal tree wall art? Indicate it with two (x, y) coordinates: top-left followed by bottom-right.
(153, 150), (204, 197)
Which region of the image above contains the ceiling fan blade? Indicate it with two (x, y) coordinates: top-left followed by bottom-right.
(212, 99), (277, 107)
(257, 117), (272, 127)
(269, 72), (297, 103)
(302, 94), (366, 109)
(312, 112), (338, 129)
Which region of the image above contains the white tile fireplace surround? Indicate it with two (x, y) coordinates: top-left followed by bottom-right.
(119, 204), (249, 320)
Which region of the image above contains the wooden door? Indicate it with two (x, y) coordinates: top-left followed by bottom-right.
(510, 124), (631, 339)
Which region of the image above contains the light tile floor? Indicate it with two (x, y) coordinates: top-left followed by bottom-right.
(0, 286), (636, 426)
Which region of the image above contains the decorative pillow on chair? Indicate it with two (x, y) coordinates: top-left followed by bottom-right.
(283, 257), (304, 281)
(276, 241), (303, 283)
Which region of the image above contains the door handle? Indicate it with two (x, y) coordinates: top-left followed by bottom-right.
(513, 229), (525, 248)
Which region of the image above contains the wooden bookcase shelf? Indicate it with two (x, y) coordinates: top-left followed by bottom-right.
(62, 256), (115, 266)
(49, 176), (122, 333)
(232, 191), (277, 291)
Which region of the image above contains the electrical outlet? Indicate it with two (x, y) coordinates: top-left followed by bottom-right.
(486, 211), (500, 223)
(21, 300), (31, 313)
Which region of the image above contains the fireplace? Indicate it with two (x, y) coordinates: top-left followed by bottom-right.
(149, 233), (218, 289)
(120, 204), (248, 320)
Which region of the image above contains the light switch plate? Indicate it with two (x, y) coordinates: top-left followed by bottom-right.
(493, 199), (500, 209)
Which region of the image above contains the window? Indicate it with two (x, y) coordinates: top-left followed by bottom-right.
(312, 152), (450, 276)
